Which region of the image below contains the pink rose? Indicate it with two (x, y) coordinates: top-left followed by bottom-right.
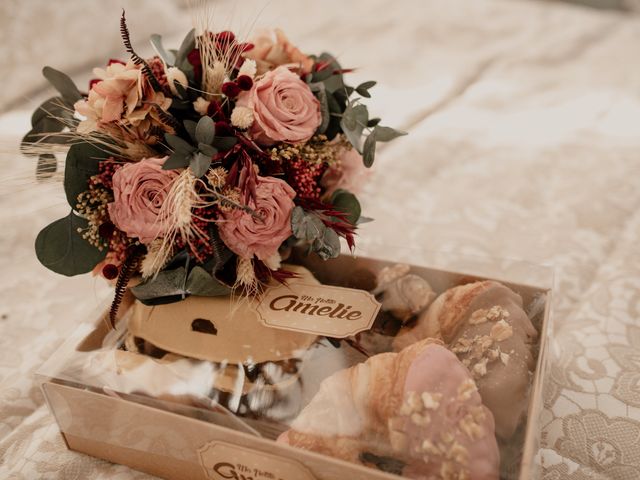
(218, 176), (296, 261)
(321, 148), (371, 198)
(108, 157), (179, 244)
(237, 66), (321, 145)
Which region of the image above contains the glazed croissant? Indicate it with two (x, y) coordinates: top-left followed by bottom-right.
(278, 339), (499, 480)
(394, 281), (538, 439)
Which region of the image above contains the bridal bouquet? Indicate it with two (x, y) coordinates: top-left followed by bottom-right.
(23, 12), (404, 320)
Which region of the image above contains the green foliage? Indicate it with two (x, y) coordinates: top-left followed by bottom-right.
(174, 29), (196, 81)
(35, 212), (106, 276)
(340, 101), (368, 152)
(331, 189), (361, 225)
(64, 142), (112, 208)
(150, 34), (176, 66)
(42, 66), (83, 103)
(131, 265), (230, 304)
(163, 119), (236, 177)
(312, 227), (341, 260)
(195, 116), (215, 145)
(291, 206), (340, 260)
(355, 80), (376, 98)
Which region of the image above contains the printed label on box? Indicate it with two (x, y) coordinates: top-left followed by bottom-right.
(198, 441), (316, 480)
(254, 282), (381, 338)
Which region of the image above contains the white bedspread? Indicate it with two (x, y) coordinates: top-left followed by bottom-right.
(1, 0), (639, 478)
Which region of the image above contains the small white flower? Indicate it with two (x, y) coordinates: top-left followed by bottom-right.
(238, 58), (257, 78)
(193, 97), (210, 115)
(231, 106), (254, 129)
(263, 252), (282, 271)
(166, 67), (188, 96)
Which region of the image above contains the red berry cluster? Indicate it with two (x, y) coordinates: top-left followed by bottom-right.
(286, 158), (327, 200)
(222, 75), (253, 98)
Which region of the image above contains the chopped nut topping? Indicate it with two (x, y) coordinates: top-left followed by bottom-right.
(421, 439), (440, 456)
(440, 461), (458, 480)
(411, 412), (431, 426)
(451, 337), (473, 354)
(478, 335), (493, 351)
(472, 358), (488, 377)
(500, 351), (510, 365)
(487, 348), (500, 361)
(468, 308), (488, 325)
(490, 320), (513, 341)
(457, 379), (477, 401)
(486, 305), (508, 321)
(441, 432), (455, 444)
(449, 441), (469, 465)
(401, 391), (424, 415)
(459, 414), (484, 440)
(422, 392), (443, 410)
(471, 406), (487, 423)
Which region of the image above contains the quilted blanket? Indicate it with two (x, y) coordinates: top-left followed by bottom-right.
(1, 0), (639, 478)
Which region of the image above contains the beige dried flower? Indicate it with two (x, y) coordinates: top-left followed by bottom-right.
(230, 106), (254, 129)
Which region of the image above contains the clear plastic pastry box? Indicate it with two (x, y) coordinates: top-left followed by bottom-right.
(37, 248), (554, 480)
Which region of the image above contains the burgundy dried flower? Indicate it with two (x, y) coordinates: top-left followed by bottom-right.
(207, 100), (226, 121)
(222, 81), (241, 98)
(98, 222), (115, 239)
(187, 48), (202, 80)
(102, 264), (119, 280)
(236, 75), (253, 91)
(215, 121), (234, 137)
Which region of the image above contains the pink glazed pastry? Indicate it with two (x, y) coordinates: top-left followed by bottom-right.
(279, 339), (499, 480)
(393, 281), (538, 439)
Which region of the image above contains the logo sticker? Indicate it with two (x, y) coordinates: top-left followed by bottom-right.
(255, 283), (381, 338)
(198, 441), (316, 480)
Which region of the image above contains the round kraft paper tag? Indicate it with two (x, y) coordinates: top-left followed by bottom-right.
(255, 282), (381, 338)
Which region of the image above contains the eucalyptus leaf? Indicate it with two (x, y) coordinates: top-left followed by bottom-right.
(291, 207), (326, 242)
(175, 28), (196, 66)
(131, 265), (230, 303)
(363, 132), (377, 168)
(42, 66), (83, 103)
(163, 151), (191, 170)
(185, 266), (230, 296)
(64, 142), (110, 208)
(356, 80), (376, 97)
(190, 152), (212, 177)
(195, 116), (215, 145)
(150, 34), (176, 66)
(313, 227), (341, 260)
(367, 117), (381, 127)
(198, 143), (218, 157)
(341, 103), (368, 152)
(35, 211), (107, 276)
(36, 154), (57, 180)
(373, 125), (408, 142)
(357, 80), (377, 91)
(184, 120), (198, 142)
(165, 133), (196, 153)
(331, 189), (361, 225)
(130, 267), (187, 301)
(22, 97), (73, 150)
(309, 82), (330, 134)
(212, 136), (237, 151)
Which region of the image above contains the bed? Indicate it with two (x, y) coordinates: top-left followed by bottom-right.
(1, 0), (639, 478)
